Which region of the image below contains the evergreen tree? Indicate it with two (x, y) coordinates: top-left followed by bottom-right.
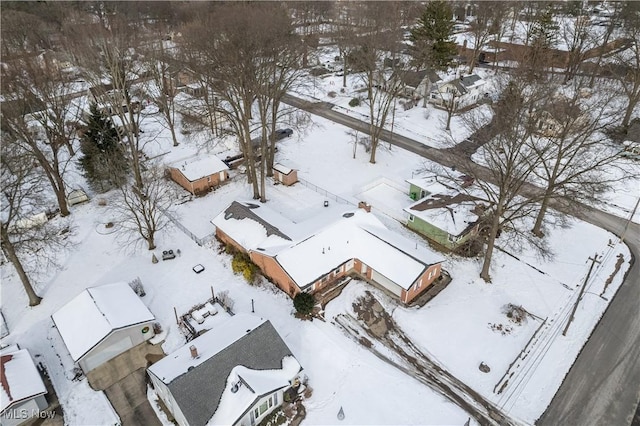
(79, 103), (129, 192)
(410, 1), (457, 70)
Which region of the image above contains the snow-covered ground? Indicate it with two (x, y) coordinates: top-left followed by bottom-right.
(1, 89), (633, 426)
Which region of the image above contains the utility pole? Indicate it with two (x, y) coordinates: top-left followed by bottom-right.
(620, 196), (640, 243)
(563, 253), (601, 336)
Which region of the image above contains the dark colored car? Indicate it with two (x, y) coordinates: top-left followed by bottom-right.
(273, 128), (293, 140)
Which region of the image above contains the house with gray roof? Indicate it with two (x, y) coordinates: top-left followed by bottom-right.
(392, 69), (441, 101)
(429, 73), (486, 109)
(147, 314), (302, 426)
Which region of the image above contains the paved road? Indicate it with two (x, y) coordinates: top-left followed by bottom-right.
(538, 209), (640, 426)
(283, 94), (640, 426)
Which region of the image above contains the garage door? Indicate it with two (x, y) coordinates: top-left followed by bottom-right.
(84, 336), (133, 371)
(371, 270), (402, 297)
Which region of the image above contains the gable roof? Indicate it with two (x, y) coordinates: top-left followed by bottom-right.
(171, 156), (229, 181)
(52, 283), (155, 361)
(273, 163), (294, 175)
(148, 315), (299, 426)
(213, 201), (443, 290)
(460, 74), (483, 88)
(396, 69), (441, 88)
(0, 348), (46, 413)
(218, 201), (292, 243)
(275, 211), (441, 289)
(405, 188), (485, 237)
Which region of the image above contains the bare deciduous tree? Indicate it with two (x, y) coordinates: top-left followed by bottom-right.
(114, 166), (174, 251)
(608, 4), (640, 129)
(0, 57), (79, 217)
(1, 138), (72, 306)
(350, 2), (407, 164)
(529, 77), (630, 236)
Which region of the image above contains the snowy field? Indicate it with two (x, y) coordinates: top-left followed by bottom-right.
(1, 91), (633, 426)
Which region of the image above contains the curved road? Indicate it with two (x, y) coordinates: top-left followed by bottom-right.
(283, 94), (640, 426)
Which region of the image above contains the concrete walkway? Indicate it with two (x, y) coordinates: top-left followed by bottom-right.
(104, 369), (161, 426)
(87, 342), (164, 426)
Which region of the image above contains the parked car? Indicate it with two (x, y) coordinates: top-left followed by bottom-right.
(273, 128), (293, 140)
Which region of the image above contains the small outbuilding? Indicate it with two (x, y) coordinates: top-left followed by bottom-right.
(272, 163), (298, 186)
(52, 282), (156, 373)
(67, 188), (89, 207)
(0, 346), (48, 426)
(169, 156), (230, 196)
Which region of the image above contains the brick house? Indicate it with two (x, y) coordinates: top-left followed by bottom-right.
(169, 156), (230, 196)
(212, 201), (443, 304)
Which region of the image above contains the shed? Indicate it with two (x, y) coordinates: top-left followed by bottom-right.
(169, 156), (230, 196)
(52, 282), (156, 373)
(67, 189), (89, 207)
(0, 346), (48, 426)
(272, 163), (298, 186)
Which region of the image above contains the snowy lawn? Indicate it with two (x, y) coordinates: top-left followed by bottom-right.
(1, 77), (633, 426)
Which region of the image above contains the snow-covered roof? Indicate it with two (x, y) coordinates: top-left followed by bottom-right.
(0, 348), (46, 413)
(273, 163), (293, 175)
(277, 211), (441, 289)
(52, 282), (155, 361)
(172, 156), (229, 182)
(149, 314), (299, 426)
(208, 356), (300, 426)
(407, 177), (451, 194)
(213, 202), (442, 290)
(404, 188), (484, 237)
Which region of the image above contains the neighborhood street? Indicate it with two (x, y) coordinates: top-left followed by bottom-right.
(283, 93), (640, 426)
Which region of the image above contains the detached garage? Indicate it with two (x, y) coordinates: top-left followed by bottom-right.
(52, 282), (156, 374)
(169, 156), (230, 196)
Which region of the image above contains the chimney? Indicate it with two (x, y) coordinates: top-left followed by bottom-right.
(189, 345), (199, 359)
(358, 201), (371, 213)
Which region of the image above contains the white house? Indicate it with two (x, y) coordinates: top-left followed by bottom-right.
(52, 282), (156, 373)
(0, 346), (48, 426)
(148, 314), (302, 426)
(393, 69), (442, 100)
(429, 74), (486, 109)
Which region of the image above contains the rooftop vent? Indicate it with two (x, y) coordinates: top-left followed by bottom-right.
(343, 212), (354, 218)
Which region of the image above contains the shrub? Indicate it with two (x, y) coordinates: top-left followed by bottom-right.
(293, 292), (315, 316)
(348, 97), (360, 107)
(327, 91), (337, 98)
(231, 252), (258, 283)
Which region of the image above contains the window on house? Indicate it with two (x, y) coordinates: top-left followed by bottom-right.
(334, 267), (341, 275)
(259, 400), (269, 415)
(409, 214), (415, 222)
(254, 408), (259, 419)
(268, 397), (273, 408)
(207, 176), (211, 182)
